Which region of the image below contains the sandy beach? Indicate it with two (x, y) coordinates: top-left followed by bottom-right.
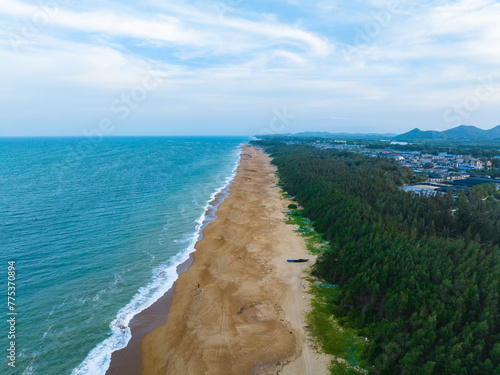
(140, 144), (329, 375)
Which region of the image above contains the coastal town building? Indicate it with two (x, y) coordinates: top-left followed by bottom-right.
(286, 140), (500, 192)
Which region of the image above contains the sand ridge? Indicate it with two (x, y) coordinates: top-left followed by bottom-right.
(140, 145), (329, 375)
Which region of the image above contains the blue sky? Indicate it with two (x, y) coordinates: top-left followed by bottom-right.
(1, 0), (499, 136)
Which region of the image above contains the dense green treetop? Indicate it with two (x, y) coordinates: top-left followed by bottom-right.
(254, 140), (500, 375)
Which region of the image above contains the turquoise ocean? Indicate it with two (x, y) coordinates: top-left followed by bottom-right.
(0, 136), (247, 374)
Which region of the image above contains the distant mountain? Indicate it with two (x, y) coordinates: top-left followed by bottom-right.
(443, 125), (488, 139)
(394, 125), (500, 141)
(262, 125), (500, 142)
(291, 131), (397, 139)
(394, 128), (448, 141)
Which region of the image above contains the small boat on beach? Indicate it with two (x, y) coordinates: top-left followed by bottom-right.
(287, 259), (309, 263)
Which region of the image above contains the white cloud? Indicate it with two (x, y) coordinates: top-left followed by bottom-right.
(0, 0), (332, 57)
(0, 0), (499, 135)
(327, 116), (352, 121)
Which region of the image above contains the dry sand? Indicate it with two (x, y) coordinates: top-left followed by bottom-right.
(141, 144), (330, 375)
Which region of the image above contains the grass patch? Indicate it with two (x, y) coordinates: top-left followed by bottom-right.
(306, 282), (368, 374)
(280, 191), (368, 373)
(284, 209), (329, 254)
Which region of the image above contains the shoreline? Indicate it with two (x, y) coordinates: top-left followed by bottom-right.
(105, 149), (241, 375)
(139, 144), (329, 374)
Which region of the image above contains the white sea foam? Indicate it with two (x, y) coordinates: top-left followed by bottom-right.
(71, 146), (242, 375)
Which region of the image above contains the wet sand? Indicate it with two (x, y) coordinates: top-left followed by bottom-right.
(107, 172), (234, 375)
(140, 144), (329, 374)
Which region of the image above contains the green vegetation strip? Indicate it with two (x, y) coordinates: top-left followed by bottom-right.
(283, 208), (329, 254)
(306, 283), (368, 374)
(281, 193), (368, 374)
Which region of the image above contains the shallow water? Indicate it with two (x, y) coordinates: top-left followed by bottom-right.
(0, 136), (246, 374)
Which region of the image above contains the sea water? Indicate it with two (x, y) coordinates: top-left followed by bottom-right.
(0, 136), (247, 374)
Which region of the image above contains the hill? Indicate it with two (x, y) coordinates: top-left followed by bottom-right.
(395, 125), (500, 141)
(262, 125), (500, 143)
(286, 131), (397, 139)
(393, 128), (448, 141)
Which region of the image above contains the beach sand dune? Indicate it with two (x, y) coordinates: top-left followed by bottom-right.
(141, 145), (328, 375)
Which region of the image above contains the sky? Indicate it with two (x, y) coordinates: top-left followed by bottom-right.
(1, 0), (500, 136)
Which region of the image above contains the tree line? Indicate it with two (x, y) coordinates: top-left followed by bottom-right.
(254, 140), (500, 375)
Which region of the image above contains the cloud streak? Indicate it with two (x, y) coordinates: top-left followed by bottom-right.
(0, 0), (499, 136)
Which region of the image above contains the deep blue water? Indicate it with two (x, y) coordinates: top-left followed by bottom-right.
(0, 136), (247, 374)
